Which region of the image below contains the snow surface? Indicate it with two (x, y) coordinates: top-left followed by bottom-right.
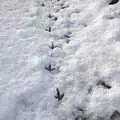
(0, 0), (120, 120)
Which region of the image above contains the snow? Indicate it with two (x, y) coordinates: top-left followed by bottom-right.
(0, 0), (120, 120)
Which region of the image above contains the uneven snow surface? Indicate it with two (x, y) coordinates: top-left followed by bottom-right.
(0, 0), (120, 120)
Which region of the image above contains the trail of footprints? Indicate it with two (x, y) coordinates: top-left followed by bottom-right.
(1, 0), (119, 120)
(40, 0), (73, 73)
(39, 0), (119, 120)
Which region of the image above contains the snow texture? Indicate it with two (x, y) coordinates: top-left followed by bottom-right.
(0, 0), (120, 120)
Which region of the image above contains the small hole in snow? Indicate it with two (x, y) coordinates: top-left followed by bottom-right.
(41, 3), (45, 7)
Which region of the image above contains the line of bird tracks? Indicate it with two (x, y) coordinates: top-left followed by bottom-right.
(40, 0), (74, 90)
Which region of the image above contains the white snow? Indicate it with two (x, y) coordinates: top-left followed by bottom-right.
(0, 0), (120, 120)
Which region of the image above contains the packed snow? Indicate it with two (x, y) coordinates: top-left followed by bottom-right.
(0, 0), (120, 120)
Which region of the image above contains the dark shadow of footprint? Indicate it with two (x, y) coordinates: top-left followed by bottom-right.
(109, 0), (119, 5)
